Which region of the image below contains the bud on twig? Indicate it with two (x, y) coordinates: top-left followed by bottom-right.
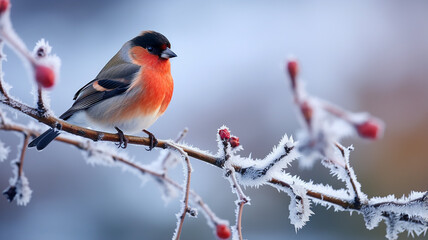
(219, 129), (230, 141)
(287, 58), (299, 89)
(0, 0), (9, 14)
(216, 224), (231, 239)
(230, 136), (240, 148)
(300, 101), (313, 127)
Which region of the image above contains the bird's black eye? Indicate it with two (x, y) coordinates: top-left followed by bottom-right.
(147, 46), (153, 52)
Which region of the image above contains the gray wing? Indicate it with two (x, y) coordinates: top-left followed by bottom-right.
(61, 42), (141, 120)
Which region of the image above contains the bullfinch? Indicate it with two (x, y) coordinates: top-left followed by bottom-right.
(29, 31), (176, 150)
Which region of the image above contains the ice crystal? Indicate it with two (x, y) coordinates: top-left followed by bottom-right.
(0, 140), (9, 162)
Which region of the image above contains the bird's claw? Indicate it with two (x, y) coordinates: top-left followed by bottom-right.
(143, 129), (158, 151)
(115, 127), (128, 149)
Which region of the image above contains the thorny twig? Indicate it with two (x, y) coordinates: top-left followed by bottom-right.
(227, 167), (249, 240)
(221, 134), (249, 240)
(165, 142), (192, 240)
(334, 143), (363, 208)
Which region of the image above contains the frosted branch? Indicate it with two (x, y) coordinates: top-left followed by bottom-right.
(165, 142), (192, 240)
(226, 167), (249, 240)
(2, 132), (32, 206)
(0, 119), (229, 237)
(0, 7), (426, 238)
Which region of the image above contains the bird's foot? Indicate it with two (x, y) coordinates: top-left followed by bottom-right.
(143, 129), (158, 151)
(115, 127), (128, 149)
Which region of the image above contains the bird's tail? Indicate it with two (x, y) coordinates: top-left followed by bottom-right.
(28, 128), (61, 150)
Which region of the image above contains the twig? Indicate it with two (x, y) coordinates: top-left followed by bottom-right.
(334, 143), (363, 208)
(0, 39), (9, 99)
(0, 12), (36, 65)
(165, 142), (192, 240)
(36, 86), (46, 115)
(161, 128), (188, 172)
(0, 109), (5, 125)
(319, 100), (353, 123)
(17, 133), (30, 178)
(227, 168), (249, 240)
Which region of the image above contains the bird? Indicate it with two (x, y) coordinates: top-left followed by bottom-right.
(28, 31), (176, 150)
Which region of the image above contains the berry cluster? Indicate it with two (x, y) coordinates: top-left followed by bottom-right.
(219, 128), (240, 148)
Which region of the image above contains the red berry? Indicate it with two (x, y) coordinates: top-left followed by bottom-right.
(300, 101), (313, 126)
(0, 0), (9, 13)
(35, 65), (55, 88)
(287, 59), (299, 88)
(356, 119), (382, 139)
(230, 136), (240, 148)
(216, 224), (231, 239)
(219, 129), (230, 141)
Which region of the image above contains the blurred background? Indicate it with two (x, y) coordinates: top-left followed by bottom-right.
(1, 0), (428, 239)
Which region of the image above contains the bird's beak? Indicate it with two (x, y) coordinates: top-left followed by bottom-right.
(160, 48), (177, 59)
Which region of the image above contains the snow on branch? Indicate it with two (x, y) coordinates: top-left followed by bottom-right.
(0, 4), (427, 240)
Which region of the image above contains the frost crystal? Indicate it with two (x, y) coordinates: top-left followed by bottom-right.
(362, 206), (383, 230)
(32, 38), (61, 72)
(0, 79), (12, 97)
(32, 39), (52, 57)
(6, 159), (32, 206)
(234, 134), (298, 187)
(82, 142), (116, 167)
(287, 184), (313, 231)
(14, 173), (32, 206)
(363, 192), (428, 239)
(0, 140), (9, 162)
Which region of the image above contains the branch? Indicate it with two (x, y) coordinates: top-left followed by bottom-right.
(1, 91), (426, 232)
(0, 118), (228, 227)
(226, 167), (249, 240)
(219, 132), (249, 240)
(166, 142), (192, 240)
(334, 143), (364, 208)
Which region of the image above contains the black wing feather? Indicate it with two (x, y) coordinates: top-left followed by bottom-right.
(97, 79), (129, 89)
(28, 128), (61, 150)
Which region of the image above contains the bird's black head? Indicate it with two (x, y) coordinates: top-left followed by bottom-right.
(131, 31), (177, 59)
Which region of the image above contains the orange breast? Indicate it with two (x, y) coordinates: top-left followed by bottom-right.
(123, 46), (174, 118)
